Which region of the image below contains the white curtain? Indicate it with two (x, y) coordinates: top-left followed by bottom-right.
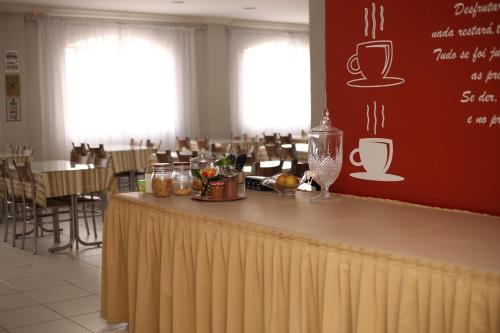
(229, 28), (311, 137)
(38, 17), (199, 159)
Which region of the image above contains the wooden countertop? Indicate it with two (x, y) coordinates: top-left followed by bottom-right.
(115, 190), (500, 273)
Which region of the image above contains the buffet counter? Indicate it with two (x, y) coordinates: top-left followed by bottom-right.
(101, 191), (500, 333)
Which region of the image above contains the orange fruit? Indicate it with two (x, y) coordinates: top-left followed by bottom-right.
(284, 175), (299, 187)
(276, 174), (288, 190)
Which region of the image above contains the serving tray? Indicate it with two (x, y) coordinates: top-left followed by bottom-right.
(191, 194), (247, 202)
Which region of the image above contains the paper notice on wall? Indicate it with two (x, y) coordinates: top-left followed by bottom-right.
(5, 50), (20, 73)
(6, 97), (21, 121)
(5, 74), (21, 96)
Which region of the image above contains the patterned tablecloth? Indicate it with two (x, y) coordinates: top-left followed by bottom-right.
(105, 145), (156, 174)
(1, 160), (114, 208)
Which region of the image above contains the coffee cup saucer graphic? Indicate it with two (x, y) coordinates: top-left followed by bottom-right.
(350, 172), (404, 182)
(347, 76), (404, 88)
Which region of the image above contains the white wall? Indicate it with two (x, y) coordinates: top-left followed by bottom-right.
(0, 11), (314, 154)
(0, 13), (30, 150)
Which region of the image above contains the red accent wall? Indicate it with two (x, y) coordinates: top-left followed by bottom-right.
(325, 0), (500, 215)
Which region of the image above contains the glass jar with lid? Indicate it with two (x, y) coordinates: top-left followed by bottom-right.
(190, 154), (214, 195)
(172, 162), (192, 195)
(151, 163), (172, 197)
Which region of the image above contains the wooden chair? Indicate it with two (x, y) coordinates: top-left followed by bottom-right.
(279, 144), (296, 161)
(253, 160), (284, 177)
(176, 137), (191, 151)
(291, 159), (309, 178)
(12, 160), (71, 254)
(210, 143), (227, 158)
(1, 159), (17, 245)
(263, 133), (278, 145)
(72, 143), (88, 156)
(130, 138), (143, 147)
(265, 144), (280, 160)
(196, 138), (210, 151)
(156, 150), (173, 164)
(78, 153), (112, 239)
(146, 139), (161, 150)
(70, 148), (90, 165)
(176, 150), (198, 163)
(279, 133), (292, 144)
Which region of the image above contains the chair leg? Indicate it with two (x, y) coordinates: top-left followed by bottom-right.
(12, 203), (17, 247)
(91, 200), (97, 239)
(82, 204), (90, 236)
(33, 214), (39, 255)
(3, 201), (8, 242)
(21, 216), (27, 250)
(52, 208), (60, 244)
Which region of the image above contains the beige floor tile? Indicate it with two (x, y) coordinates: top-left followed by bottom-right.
(5, 275), (67, 292)
(0, 293), (37, 311)
(0, 305), (62, 329)
(75, 279), (101, 295)
(51, 267), (101, 283)
(0, 265), (47, 281)
(46, 295), (100, 317)
(100, 326), (128, 333)
(34, 260), (94, 274)
(10, 318), (91, 333)
(74, 247), (102, 258)
(79, 255), (102, 268)
(24, 284), (89, 304)
(0, 255), (29, 269)
(71, 311), (114, 333)
(0, 281), (17, 296)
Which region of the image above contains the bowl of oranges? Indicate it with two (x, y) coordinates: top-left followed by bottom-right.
(262, 173), (301, 196)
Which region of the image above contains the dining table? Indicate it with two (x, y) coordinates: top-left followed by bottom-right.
(101, 190), (500, 333)
(20, 160), (114, 252)
(103, 145), (155, 190)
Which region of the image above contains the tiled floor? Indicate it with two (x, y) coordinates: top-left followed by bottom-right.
(0, 212), (128, 333)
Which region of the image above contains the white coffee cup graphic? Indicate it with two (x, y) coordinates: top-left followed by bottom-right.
(348, 40), (393, 81)
(350, 138), (393, 175)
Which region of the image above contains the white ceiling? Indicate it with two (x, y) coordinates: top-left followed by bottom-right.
(1, 0), (309, 24)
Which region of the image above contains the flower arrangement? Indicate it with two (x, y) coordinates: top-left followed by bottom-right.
(199, 165), (221, 196)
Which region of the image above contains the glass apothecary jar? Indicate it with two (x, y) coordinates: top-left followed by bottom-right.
(172, 162), (192, 195)
(190, 154), (214, 195)
(152, 163), (172, 197)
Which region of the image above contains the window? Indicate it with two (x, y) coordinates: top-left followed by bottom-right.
(65, 35), (177, 144)
(38, 19), (198, 159)
(230, 29), (311, 136)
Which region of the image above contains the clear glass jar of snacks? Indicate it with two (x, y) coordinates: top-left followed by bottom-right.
(172, 162), (192, 195)
(151, 163), (172, 197)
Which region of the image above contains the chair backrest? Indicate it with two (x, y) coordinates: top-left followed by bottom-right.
(210, 142), (227, 155)
(176, 137), (191, 151)
(279, 144), (296, 161)
(70, 149), (89, 164)
(254, 160), (284, 177)
(156, 150), (173, 163)
(280, 133), (292, 144)
(130, 138), (143, 147)
(12, 160), (37, 205)
(176, 150), (197, 163)
(146, 139), (161, 150)
(196, 138), (209, 151)
(263, 133), (277, 145)
(291, 159), (309, 178)
(22, 146), (35, 157)
(87, 144), (106, 159)
(265, 144), (280, 160)
(6, 144), (16, 154)
(0, 160), (13, 200)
